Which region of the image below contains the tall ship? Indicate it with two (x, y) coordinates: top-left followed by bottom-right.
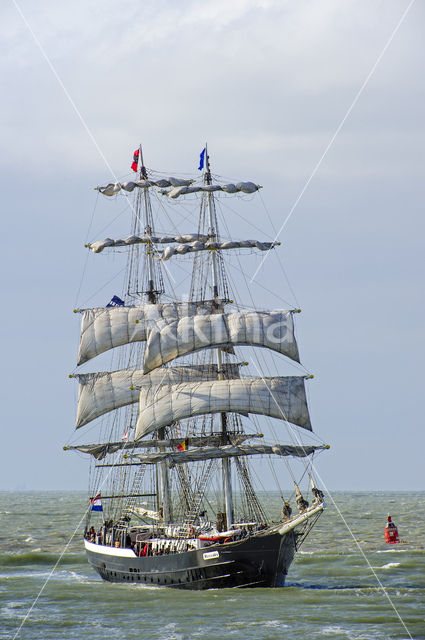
(65, 145), (329, 589)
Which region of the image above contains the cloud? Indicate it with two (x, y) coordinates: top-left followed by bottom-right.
(1, 1), (424, 491)
(1, 0), (423, 180)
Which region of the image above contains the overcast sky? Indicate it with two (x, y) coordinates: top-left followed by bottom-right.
(1, 0), (423, 492)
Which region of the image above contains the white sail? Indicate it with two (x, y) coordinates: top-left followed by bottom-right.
(159, 239), (278, 261)
(160, 181), (261, 198)
(133, 443), (326, 466)
(96, 179), (261, 198)
(77, 300), (220, 365)
(135, 376), (312, 439)
(127, 506), (162, 521)
(64, 441), (128, 460)
(143, 310), (300, 373)
(74, 364), (240, 428)
(96, 177), (195, 196)
(88, 233), (210, 254)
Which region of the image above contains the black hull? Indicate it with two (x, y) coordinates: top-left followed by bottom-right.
(85, 530), (296, 590)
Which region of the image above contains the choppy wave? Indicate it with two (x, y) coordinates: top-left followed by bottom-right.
(376, 548), (409, 553)
(0, 551), (86, 567)
(379, 562), (401, 569)
(1, 490), (424, 640)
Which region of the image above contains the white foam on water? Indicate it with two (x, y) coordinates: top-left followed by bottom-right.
(380, 562), (401, 569)
(2, 601), (22, 610)
(264, 620), (289, 628)
(1, 606), (24, 620)
(133, 583), (168, 590)
(61, 570), (93, 584)
(159, 623), (183, 640)
(24, 536), (34, 543)
(2, 570), (53, 580)
(321, 625), (350, 636)
(245, 620), (289, 629)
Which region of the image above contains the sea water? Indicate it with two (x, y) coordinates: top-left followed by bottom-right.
(1, 491), (424, 640)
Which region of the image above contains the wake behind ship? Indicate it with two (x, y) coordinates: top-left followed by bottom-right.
(65, 145), (329, 589)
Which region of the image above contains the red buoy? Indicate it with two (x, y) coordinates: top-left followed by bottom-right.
(384, 515), (400, 544)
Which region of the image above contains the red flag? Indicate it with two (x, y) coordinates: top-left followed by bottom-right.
(121, 430), (129, 441)
(131, 149), (139, 172)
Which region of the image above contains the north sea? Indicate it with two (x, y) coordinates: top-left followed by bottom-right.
(1, 491), (424, 639)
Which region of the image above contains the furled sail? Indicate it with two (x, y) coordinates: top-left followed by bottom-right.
(64, 433), (255, 460)
(96, 179), (260, 198)
(74, 364), (241, 428)
(133, 443), (327, 467)
(143, 310), (300, 373)
(96, 177), (195, 197)
(160, 181), (261, 199)
(127, 506), (162, 521)
(65, 441), (131, 460)
(88, 234), (210, 254)
(135, 376), (312, 439)
(77, 300), (221, 365)
(159, 239), (279, 261)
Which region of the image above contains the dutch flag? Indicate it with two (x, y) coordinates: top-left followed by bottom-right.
(90, 494), (103, 512)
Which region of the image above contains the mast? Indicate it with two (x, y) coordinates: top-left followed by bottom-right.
(204, 145), (233, 528)
(74, 148), (323, 538)
(140, 145), (157, 305)
(139, 145), (171, 524)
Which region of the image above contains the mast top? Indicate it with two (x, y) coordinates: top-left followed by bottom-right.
(138, 144), (148, 180)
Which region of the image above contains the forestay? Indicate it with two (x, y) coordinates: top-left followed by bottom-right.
(143, 310), (300, 373)
(135, 376), (312, 439)
(77, 300), (220, 365)
(74, 364), (241, 428)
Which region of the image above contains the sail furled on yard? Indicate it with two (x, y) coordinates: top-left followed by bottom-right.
(77, 300), (220, 365)
(74, 364), (241, 428)
(66, 441), (129, 460)
(88, 234), (210, 254)
(143, 310), (300, 373)
(133, 443), (326, 467)
(95, 179), (260, 198)
(96, 177), (195, 196)
(65, 433), (254, 460)
(135, 376), (312, 439)
(158, 239), (278, 261)
(87, 236), (278, 259)
(160, 182), (261, 198)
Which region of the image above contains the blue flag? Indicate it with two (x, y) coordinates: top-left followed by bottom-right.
(106, 295), (124, 307)
(198, 147), (206, 171)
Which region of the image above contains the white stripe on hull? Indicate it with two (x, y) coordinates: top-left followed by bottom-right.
(84, 539), (137, 557)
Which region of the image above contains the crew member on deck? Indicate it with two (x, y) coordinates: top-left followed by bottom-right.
(282, 500), (292, 520)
